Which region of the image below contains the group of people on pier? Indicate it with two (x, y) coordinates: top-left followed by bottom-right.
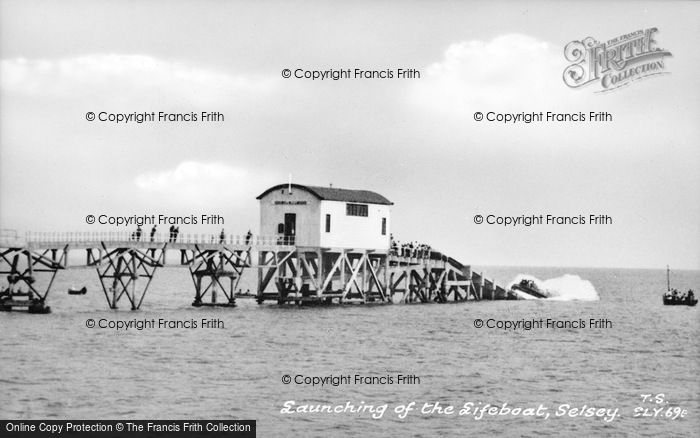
(128, 225), (179, 242)
(390, 235), (432, 259)
(130, 226), (145, 242)
(212, 229), (253, 244)
(128, 226), (253, 245)
(168, 225), (180, 242)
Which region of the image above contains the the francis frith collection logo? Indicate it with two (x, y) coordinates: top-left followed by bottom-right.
(563, 28), (672, 92)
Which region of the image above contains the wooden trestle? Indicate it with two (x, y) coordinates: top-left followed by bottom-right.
(254, 247), (510, 305)
(0, 239), (512, 312)
(87, 243), (166, 310)
(0, 247), (67, 313)
(179, 245), (253, 307)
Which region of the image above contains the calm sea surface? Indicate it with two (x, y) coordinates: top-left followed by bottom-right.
(1, 266), (698, 437)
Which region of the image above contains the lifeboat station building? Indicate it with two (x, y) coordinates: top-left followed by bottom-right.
(256, 184), (392, 250)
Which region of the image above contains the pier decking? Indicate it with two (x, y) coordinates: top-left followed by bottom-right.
(0, 230), (512, 313)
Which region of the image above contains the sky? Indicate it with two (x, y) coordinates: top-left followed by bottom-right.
(1, 0), (698, 269)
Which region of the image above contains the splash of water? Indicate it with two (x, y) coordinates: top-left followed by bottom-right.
(508, 274), (599, 301)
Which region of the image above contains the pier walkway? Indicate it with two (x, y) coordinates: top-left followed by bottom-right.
(0, 230), (512, 313)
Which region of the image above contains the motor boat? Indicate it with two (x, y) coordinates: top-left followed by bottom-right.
(510, 279), (549, 299)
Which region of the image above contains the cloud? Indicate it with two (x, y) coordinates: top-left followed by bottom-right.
(134, 161), (279, 208)
(410, 34), (569, 115)
(1, 54), (276, 106)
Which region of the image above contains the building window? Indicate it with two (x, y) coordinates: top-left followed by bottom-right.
(346, 203), (368, 217)
(325, 214), (331, 233)
(277, 223), (284, 234)
(381, 217), (386, 235)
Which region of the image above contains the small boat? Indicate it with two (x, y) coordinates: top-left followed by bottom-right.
(663, 295), (697, 306)
(510, 279), (549, 299)
(68, 286), (87, 295)
(663, 266), (697, 306)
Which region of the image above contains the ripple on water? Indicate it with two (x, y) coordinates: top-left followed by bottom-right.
(1, 267), (698, 436)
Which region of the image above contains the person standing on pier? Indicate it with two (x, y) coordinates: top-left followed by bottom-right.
(245, 229), (252, 245)
(168, 225), (175, 242)
(173, 226), (179, 242)
(150, 225), (157, 242)
(135, 225), (142, 242)
(219, 228), (226, 244)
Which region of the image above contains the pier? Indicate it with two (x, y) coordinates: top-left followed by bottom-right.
(1, 183), (516, 313)
(0, 230), (512, 313)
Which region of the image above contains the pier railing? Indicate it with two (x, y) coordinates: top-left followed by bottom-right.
(0, 229), (288, 248)
(1, 229), (438, 261)
(0, 229), (23, 247)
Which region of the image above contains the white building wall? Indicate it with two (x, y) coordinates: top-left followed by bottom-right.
(319, 200), (391, 250)
(258, 188), (321, 246)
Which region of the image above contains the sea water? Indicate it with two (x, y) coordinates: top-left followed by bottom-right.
(1, 266), (698, 437)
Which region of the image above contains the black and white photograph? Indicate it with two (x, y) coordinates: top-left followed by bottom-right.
(1, 1), (698, 437)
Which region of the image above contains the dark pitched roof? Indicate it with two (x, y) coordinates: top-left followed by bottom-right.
(257, 184), (393, 205)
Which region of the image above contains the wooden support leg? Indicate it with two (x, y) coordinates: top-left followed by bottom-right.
(94, 244), (164, 311)
(0, 248), (62, 313)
